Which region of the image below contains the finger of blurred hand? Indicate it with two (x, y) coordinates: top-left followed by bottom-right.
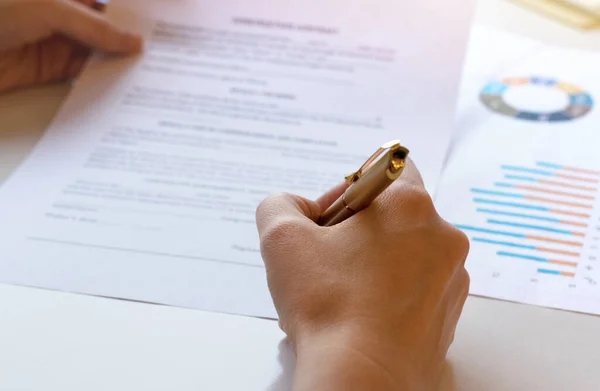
(76, 0), (99, 6)
(63, 41), (92, 78)
(50, 0), (143, 53)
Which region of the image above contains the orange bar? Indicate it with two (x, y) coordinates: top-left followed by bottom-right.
(514, 184), (595, 200)
(503, 77), (529, 85)
(571, 232), (586, 237)
(549, 208), (591, 219)
(525, 195), (593, 209)
(561, 166), (600, 176)
(558, 220), (589, 228)
(549, 260), (579, 268)
(526, 234), (583, 247)
(554, 173), (599, 184)
(536, 179), (597, 191)
(536, 247), (580, 257)
(560, 272), (576, 278)
(537, 179), (597, 192)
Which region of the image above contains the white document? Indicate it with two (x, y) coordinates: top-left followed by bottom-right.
(0, 0), (475, 318)
(437, 26), (600, 315)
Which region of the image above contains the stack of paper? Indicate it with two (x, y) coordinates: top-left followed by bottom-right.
(4, 0), (599, 319)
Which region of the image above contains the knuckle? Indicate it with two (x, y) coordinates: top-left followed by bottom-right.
(459, 268), (470, 296)
(452, 227), (471, 259)
(463, 270), (471, 296)
(426, 225), (471, 279)
(442, 223), (470, 263)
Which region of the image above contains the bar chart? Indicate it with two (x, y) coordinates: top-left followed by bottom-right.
(443, 158), (600, 314)
(457, 161), (599, 279)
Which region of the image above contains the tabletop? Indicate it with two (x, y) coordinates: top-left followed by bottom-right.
(1, 1), (600, 390)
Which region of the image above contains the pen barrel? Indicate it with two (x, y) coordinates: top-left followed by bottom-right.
(318, 197), (354, 227)
(343, 162), (395, 212)
(319, 150), (404, 227)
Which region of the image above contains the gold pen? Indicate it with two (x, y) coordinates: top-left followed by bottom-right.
(319, 140), (409, 227)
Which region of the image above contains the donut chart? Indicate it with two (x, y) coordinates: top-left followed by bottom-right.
(480, 77), (594, 122)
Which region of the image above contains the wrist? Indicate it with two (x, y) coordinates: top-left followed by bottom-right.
(293, 322), (417, 391)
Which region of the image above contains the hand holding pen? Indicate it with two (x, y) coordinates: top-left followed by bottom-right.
(256, 142), (470, 391)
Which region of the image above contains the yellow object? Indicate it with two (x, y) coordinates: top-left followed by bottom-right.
(510, 0), (600, 29)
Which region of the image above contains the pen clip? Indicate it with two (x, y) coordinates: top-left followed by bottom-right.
(344, 140), (402, 184)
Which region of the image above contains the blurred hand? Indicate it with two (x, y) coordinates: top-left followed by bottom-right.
(0, 0), (142, 93)
(256, 159), (470, 391)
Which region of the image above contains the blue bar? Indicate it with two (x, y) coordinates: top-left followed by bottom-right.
(536, 162), (563, 170)
(472, 237), (536, 250)
(494, 182), (514, 188)
(538, 268), (561, 275)
(497, 251), (548, 263)
(531, 77), (557, 86)
(476, 208), (560, 223)
(505, 175), (536, 182)
(471, 189), (524, 198)
(487, 219), (573, 235)
(473, 198), (549, 211)
(454, 225), (525, 238)
(501, 165), (553, 176)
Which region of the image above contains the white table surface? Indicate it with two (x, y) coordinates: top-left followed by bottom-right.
(2, 1), (600, 390)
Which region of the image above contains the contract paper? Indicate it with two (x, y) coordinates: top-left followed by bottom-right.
(437, 26), (600, 315)
(0, 0), (475, 318)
